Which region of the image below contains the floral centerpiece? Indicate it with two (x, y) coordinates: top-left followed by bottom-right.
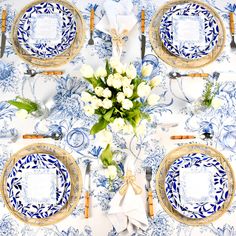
(80, 58), (161, 181)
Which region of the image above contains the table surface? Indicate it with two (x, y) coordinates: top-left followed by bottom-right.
(0, 0), (236, 235)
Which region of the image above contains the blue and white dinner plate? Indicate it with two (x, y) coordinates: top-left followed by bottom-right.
(17, 2), (77, 58)
(165, 153), (228, 218)
(7, 153), (71, 218)
(160, 3), (219, 60)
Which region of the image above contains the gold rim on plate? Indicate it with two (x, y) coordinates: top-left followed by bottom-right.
(149, 0), (226, 69)
(11, 0), (85, 68)
(156, 144), (235, 225)
(0, 143), (82, 226)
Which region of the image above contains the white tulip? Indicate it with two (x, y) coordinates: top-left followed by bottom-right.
(105, 165), (117, 180)
(123, 86), (133, 98)
(102, 88), (112, 98)
(137, 82), (151, 97)
(107, 75), (114, 87)
(81, 91), (92, 102)
(126, 64), (137, 79)
(117, 92), (125, 103)
(16, 109), (29, 119)
(112, 78), (122, 89)
(95, 67), (107, 78)
(84, 105), (95, 116)
(95, 86), (104, 97)
(122, 99), (133, 110)
(141, 64), (153, 77)
(112, 118), (125, 131)
(150, 76), (161, 88)
(96, 129), (113, 147)
(115, 63), (124, 74)
(211, 97), (223, 109)
(91, 97), (102, 109)
(80, 64), (94, 78)
(102, 98), (113, 109)
(147, 94), (160, 106)
(122, 76), (131, 87)
(110, 57), (121, 69)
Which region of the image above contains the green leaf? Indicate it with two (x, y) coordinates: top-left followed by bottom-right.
(100, 144), (113, 167)
(8, 99), (38, 113)
(103, 108), (114, 122)
(90, 118), (109, 135)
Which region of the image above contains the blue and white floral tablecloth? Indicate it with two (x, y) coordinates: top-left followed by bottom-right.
(0, 0), (236, 235)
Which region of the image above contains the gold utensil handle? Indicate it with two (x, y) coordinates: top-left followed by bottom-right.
(187, 73), (209, 77)
(23, 134), (45, 139)
(2, 10), (7, 33)
(85, 191), (90, 218)
(141, 10), (145, 33)
(148, 190), (154, 219)
(230, 12), (235, 34)
(170, 135), (196, 140)
(41, 71), (63, 75)
(90, 8), (95, 32)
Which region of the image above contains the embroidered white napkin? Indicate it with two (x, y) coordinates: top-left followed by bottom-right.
(96, 0), (137, 58)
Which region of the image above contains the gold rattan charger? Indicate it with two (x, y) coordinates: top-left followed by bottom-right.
(149, 0), (226, 69)
(0, 143), (82, 226)
(156, 144), (235, 225)
(11, 0), (85, 68)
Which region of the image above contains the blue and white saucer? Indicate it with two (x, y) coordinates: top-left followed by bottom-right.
(7, 153), (71, 218)
(160, 3), (219, 60)
(17, 2), (77, 58)
(165, 153), (228, 218)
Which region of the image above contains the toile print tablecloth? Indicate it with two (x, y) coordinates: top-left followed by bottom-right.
(0, 0), (236, 235)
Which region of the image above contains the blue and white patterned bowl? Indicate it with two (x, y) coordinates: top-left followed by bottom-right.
(7, 153), (71, 218)
(160, 3), (219, 60)
(165, 153), (228, 218)
(17, 2), (77, 59)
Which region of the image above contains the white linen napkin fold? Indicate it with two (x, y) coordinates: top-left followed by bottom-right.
(96, 0), (137, 58)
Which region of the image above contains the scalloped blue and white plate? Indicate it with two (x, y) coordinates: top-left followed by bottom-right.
(7, 153), (71, 218)
(165, 153), (228, 218)
(160, 3), (219, 60)
(17, 2), (77, 58)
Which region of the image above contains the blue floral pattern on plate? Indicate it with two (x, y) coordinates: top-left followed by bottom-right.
(165, 153), (228, 218)
(17, 2), (77, 58)
(7, 153), (71, 218)
(160, 3), (219, 60)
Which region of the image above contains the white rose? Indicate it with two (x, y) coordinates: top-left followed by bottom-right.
(91, 97), (102, 109)
(117, 92), (125, 103)
(112, 118), (125, 131)
(211, 97), (223, 109)
(81, 91), (92, 102)
(126, 64), (137, 79)
(110, 57), (120, 69)
(80, 64), (94, 78)
(107, 75), (113, 87)
(123, 86), (133, 98)
(96, 129), (113, 147)
(136, 123), (146, 137)
(147, 94), (160, 106)
(95, 67), (107, 78)
(95, 86), (104, 97)
(112, 78), (122, 89)
(150, 76), (161, 88)
(102, 88), (112, 98)
(141, 64), (153, 77)
(105, 165), (117, 180)
(122, 99), (133, 110)
(137, 82), (151, 97)
(84, 105), (95, 116)
(16, 109), (29, 120)
(122, 76), (131, 87)
(102, 98), (113, 109)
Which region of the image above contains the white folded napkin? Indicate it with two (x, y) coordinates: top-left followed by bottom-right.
(107, 169), (148, 235)
(96, 0), (137, 58)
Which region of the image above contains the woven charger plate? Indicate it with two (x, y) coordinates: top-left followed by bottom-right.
(149, 0), (226, 69)
(0, 143), (82, 226)
(11, 0), (85, 68)
(156, 144), (235, 225)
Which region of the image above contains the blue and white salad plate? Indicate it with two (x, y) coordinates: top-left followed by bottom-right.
(7, 153), (71, 218)
(165, 153), (228, 218)
(160, 3), (219, 60)
(17, 2), (77, 58)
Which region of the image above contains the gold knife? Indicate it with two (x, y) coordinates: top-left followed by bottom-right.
(1, 9), (7, 58)
(84, 162), (91, 218)
(141, 9), (146, 60)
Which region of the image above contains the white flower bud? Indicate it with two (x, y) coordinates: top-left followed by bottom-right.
(150, 76), (161, 88)
(141, 64), (153, 77)
(137, 82), (151, 97)
(117, 92), (125, 103)
(102, 98), (113, 109)
(126, 64), (137, 79)
(84, 105), (95, 116)
(95, 67), (107, 78)
(102, 88), (112, 98)
(122, 99), (133, 110)
(81, 91), (92, 102)
(95, 86), (104, 97)
(123, 86), (133, 98)
(147, 94), (160, 106)
(80, 64), (94, 78)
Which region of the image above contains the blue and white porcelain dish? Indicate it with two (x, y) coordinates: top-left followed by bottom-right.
(17, 2), (77, 58)
(7, 153), (71, 218)
(160, 3), (219, 60)
(165, 153), (228, 218)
